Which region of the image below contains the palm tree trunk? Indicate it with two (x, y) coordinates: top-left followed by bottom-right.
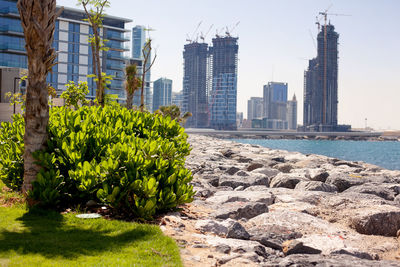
(126, 92), (133, 109)
(18, 0), (58, 197)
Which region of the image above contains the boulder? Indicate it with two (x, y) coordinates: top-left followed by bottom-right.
(219, 173), (272, 189)
(199, 234), (274, 258)
(205, 190), (275, 205)
(274, 163), (293, 173)
(325, 173), (366, 192)
(308, 168), (330, 182)
(350, 205), (400, 236)
(344, 183), (400, 201)
(214, 201), (269, 220)
(249, 225), (302, 250)
(195, 219), (250, 240)
(270, 173), (303, 189)
(282, 240), (321, 255)
(295, 181), (338, 193)
(264, 254), (400, 267)
(271, 157), (285, 163)
(246, 210), (342, 236)
(247, 163), (264, 172)
(226, 166), (240, 175)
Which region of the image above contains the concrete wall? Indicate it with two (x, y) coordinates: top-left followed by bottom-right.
(0, 103), (22, 122)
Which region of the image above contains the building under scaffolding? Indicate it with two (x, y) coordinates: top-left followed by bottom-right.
(303, 24), (349, 132)
(209, 36), (239, 130)
(182, 42), (209, 128)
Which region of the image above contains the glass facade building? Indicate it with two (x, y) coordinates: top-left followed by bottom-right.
(0, 1), (131, 100)
(152, 78), (172, 112)
(131, 25), (152, 111)
(209, 36), (239, 130)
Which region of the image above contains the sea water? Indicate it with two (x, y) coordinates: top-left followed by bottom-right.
(231, 139), (400, 171)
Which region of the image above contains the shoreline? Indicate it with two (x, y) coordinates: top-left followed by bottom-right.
(161, 134), (400, 266)
(207, 134), (400, 142)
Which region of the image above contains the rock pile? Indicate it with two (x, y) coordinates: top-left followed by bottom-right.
(160, 135), (400, 266)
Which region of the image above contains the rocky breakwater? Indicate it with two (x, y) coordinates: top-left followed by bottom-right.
(159, 134), (400, 266)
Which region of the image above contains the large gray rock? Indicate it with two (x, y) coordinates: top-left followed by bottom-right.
(350, 205), (400, 236)
(249, 224), (302, 250)
(214, 201), (269, 220)
(308, 168), (330, 182)
(270, 173), (303, 189)
(274, 163), (293, 173)
(325, 173), (366, 192)
(282, 240), (321, 255)
(264, 254), (400, 267)
(247, 163), (264, 172)
(225, 166), (240, 175)
(205, 190), (275, 205)
(344, 183), (400, 201)
(295, 181), (338, 193)
(195, 219), (250, 240)
(246, 210), (342, 236)
(219, 173), (272, 189)
(197, 234), (275, 258)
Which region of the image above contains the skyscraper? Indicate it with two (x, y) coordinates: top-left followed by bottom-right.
(247, 97), (263, 121)
(209, 36), (238, 130)
(0, 1), (131, 99)
(152, 78), (172, 111)
(172, 90), (184, 110)
(131, 25), (152, 111)
(263, 82), (288, 121)
(182, 42), (209, 128)
(303, 24), (342, 132)
(287, 94), (297, 130)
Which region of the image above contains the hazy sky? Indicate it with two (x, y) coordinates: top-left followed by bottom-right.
(57, 0), (400, 130)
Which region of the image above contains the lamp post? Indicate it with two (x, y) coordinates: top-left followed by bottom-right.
(13, 77), (21, 114)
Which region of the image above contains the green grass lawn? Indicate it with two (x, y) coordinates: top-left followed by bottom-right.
(0, 181), (183, 267)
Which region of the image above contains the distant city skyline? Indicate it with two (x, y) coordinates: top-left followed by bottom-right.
(57, 0), (400, 130)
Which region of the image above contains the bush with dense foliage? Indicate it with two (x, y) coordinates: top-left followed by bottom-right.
(0, 115), (25, 191)
(0, 105), (194, 219)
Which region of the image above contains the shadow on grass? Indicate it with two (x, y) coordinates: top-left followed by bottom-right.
(0, 208), (153, 259)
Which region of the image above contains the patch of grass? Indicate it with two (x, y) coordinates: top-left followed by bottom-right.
(0, 202), (182, 266)
(0, 181), (25, 208)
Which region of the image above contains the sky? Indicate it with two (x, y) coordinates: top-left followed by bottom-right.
(57, 0), (400, 130)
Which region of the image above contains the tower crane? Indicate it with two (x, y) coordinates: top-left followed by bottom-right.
(200, 24), (214, 42)
(225, 21), (240, 37)
(185, 21), (202, 43)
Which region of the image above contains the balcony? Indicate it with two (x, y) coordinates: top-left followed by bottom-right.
(0, 25), (24, 36)
(0, 43), (26, 54)
(106, 62), (124, 70)
(107, 42), (129, 52)
(0, 60), (27, 69)
(106, 32), (130, 42)
(106, 53), (129, 61)
(0, 6), (19, 17)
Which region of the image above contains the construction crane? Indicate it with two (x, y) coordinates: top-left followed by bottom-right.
(200, 24), (214, 43)
(309, 29), (317, 52)
(215, 26), (225, 38)
(225, 21), (240, 37)
(186, 21), (202, 43)
(317, 8), (350, 124)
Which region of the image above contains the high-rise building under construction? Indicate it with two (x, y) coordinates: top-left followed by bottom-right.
(182, 42), (209, 128)
(303, 24), (347, 132)
(209, 36), (239, 130)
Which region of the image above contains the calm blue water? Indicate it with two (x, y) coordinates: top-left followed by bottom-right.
(231, 139), (400, 171)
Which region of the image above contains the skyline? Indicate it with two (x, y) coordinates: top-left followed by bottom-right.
(57, 0), (400, 130)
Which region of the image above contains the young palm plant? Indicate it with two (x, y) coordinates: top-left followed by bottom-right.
(18, 0), (59, 197)
(125, 64), (142, 110)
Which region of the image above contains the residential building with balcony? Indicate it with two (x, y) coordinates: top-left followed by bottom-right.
(0, 1), (131, 100)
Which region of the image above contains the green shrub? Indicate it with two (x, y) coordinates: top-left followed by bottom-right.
(1, 105), (194, 219)
(0, 114), (25, 190)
